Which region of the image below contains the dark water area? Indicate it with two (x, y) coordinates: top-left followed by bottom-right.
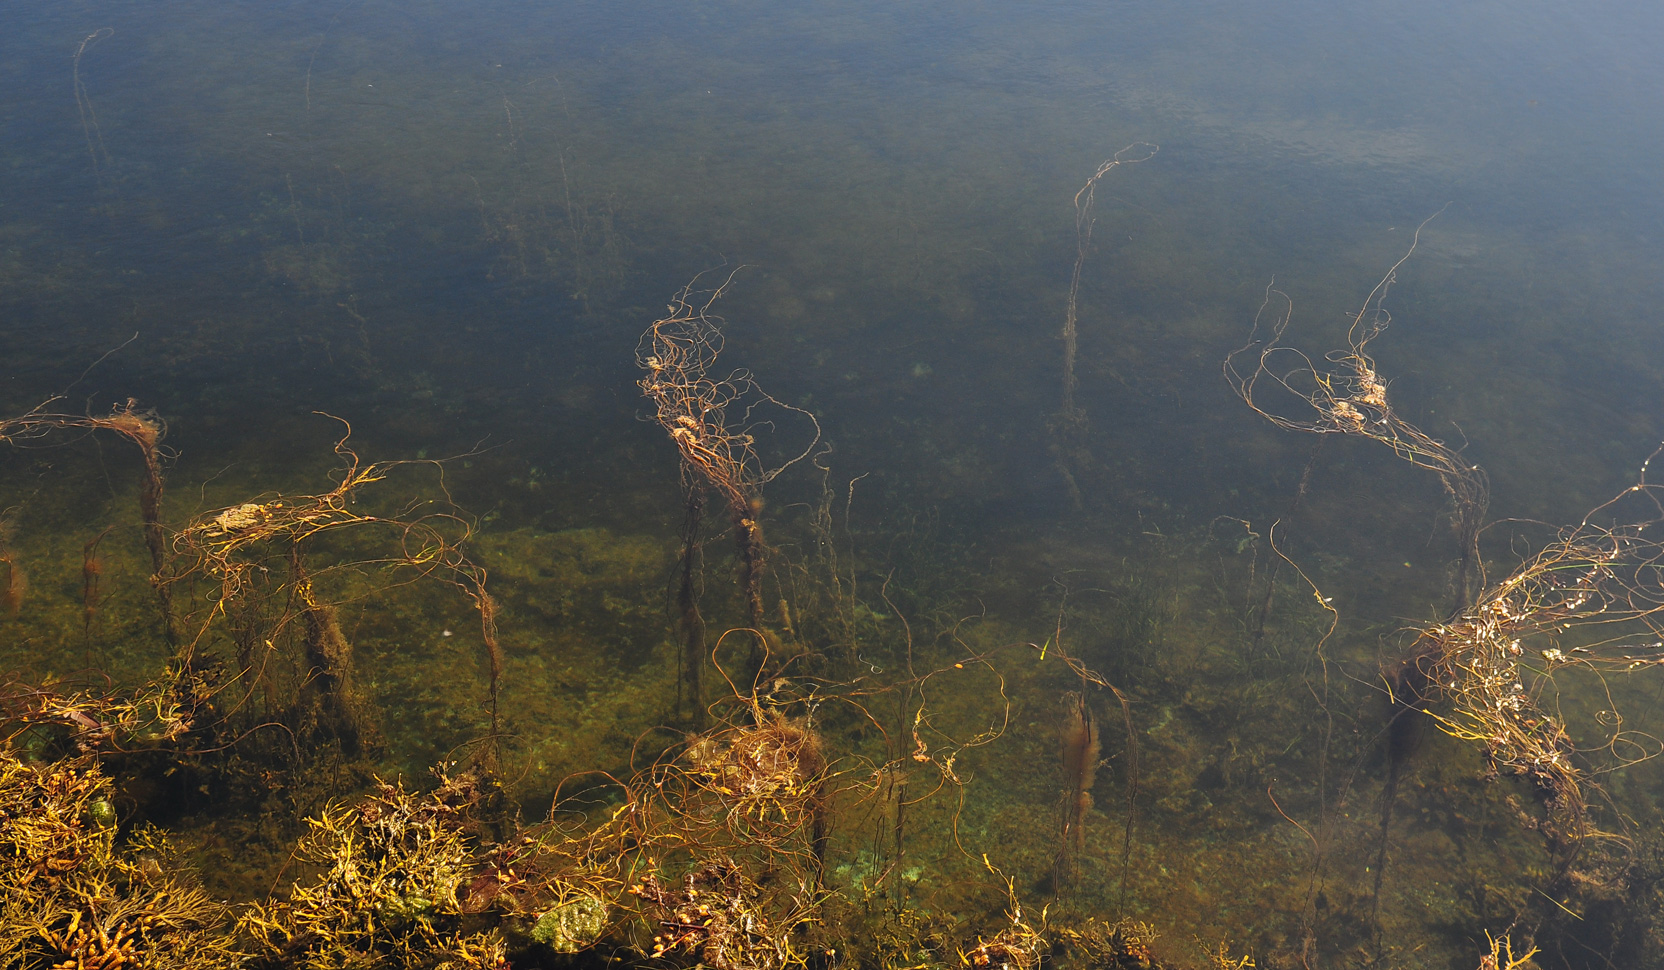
(6, 1), (1664, 968)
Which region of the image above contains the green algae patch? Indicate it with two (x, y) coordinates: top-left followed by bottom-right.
(531, 894), (610, 952)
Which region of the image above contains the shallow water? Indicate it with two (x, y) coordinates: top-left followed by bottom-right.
(5, 1), (1664, 967)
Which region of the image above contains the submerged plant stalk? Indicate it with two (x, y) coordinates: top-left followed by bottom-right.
(1055, 690), (1100, 886)
(637, 276), (820, 633)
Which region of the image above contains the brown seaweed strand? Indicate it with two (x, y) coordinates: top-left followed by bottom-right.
(289, 544), (365, 753)
(1106, 682), (1138, 917)
(81, 527), (112, 664)
(1054, 690), (1100, 887)
(475, 584), (503, 747)
(1052, 143), (1158, 510)
(0, 549), (23, 618)
(734, 507), (766, 629)
(1045, 588), (1139, 905)
(1250, 438), (1325, 656)
(90, 402), (176, 644)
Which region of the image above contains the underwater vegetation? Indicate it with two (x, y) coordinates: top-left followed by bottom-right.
(637, 272), (823, 726)
(1218, 212), (1664, 968)
(240, 770), (509, 969)
(9, 191), (1664, 970)
(0, 364), (1279, 970)
(1050, 143), (1158, 513)
(0, 742), (240, 969)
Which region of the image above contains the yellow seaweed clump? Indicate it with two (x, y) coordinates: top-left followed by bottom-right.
(241, 771), (507, 969)
(0, 742), (238, 969)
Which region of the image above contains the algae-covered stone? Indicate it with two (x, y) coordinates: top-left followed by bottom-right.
(531, 894), (609, 952)
(85, 796), (118, 828)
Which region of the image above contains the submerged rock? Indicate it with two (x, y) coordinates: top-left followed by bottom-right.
(532, 893), (609, 952)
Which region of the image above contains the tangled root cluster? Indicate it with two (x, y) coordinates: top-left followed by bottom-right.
(686, 708), (826, 832)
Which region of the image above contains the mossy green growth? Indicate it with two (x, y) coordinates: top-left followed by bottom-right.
(531, 893), (609, 952)
(376, 889), (439, 924)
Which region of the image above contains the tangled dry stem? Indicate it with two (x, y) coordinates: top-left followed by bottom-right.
(638, 274), (821, 626)
(1224, 210), (1489, 612)
(169, 419), (506, 739)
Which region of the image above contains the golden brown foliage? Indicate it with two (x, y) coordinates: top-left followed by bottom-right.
(0, 743), (239, 969)
(241, 770), (506, 970)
